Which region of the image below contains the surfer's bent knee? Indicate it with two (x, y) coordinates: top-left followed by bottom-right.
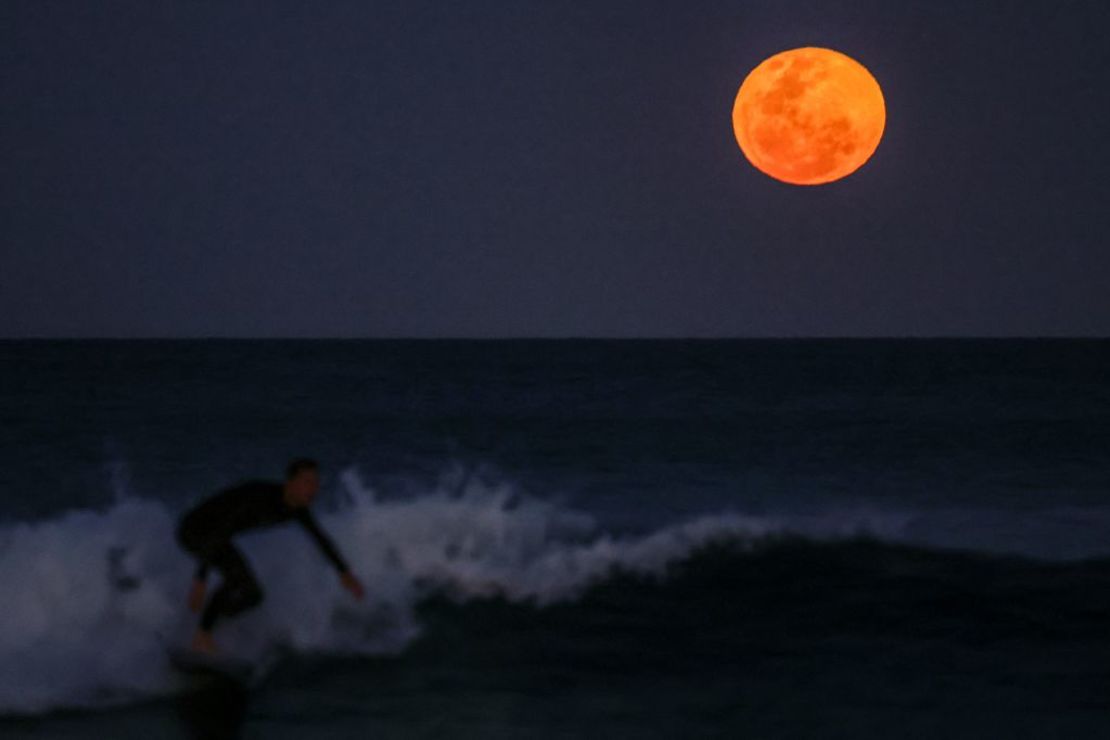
(225, 581), (264, 613)
(175, 519), (203, 553)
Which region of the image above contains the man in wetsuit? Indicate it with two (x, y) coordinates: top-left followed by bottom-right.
(176, 457), (364, 654)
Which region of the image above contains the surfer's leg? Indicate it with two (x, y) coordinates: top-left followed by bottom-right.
(175, 511), (208, 555)
(199, 543), (265, 633)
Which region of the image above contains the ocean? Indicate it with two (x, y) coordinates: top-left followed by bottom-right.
(2, 338), (1110, 738)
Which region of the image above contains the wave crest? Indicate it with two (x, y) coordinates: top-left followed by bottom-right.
(1, 464), (1106, 715)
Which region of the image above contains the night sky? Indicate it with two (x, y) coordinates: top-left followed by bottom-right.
(3, 1), (1109, 338)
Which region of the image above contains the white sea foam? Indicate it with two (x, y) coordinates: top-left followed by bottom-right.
(1, 464), (1107, 715)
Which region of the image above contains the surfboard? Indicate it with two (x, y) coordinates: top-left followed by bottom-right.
(167, 646), (256, 684)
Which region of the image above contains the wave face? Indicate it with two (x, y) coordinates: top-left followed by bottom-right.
(4, 464), (1110, 716)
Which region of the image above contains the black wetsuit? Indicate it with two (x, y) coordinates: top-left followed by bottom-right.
(175, 479), (350, 631)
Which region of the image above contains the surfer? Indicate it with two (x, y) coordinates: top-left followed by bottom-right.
(175, 458), (364, 654)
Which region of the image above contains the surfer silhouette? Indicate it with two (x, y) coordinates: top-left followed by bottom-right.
(175, 458), (364, 654)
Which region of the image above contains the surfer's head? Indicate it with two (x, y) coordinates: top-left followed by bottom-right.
(283, 457), (320, 508)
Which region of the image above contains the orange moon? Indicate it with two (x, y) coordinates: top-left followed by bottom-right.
(732, 47), (885, 185)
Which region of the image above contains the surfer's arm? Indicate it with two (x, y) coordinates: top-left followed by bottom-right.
(297, 510), (351, 573)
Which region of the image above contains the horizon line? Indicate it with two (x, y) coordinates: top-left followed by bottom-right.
(2, 335), (1108, 342)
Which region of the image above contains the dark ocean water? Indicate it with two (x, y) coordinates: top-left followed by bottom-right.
(2, 338), (1110, 738)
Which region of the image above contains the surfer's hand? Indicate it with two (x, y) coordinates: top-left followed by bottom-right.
(187, 578), (207, 612)
(340, 571), (364, 600)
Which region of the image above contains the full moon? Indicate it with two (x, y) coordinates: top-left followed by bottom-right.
(732, 47), (885, 185)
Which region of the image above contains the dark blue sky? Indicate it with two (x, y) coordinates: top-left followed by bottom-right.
(3, 1), (1109, 337)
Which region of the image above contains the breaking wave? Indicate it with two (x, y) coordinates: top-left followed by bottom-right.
(2, 464), (1109, 715)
